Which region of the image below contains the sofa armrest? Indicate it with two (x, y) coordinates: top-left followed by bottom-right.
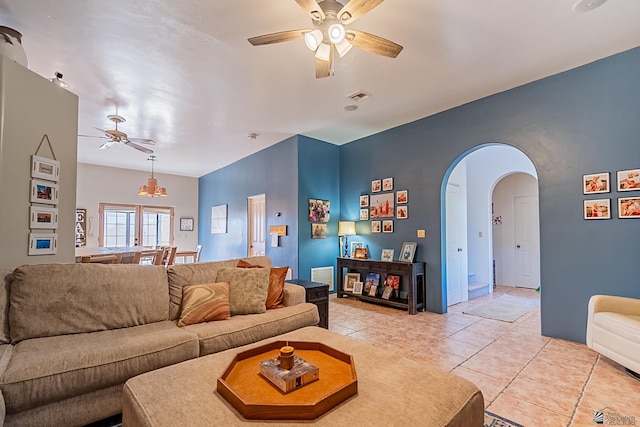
(586, 295), (640, 346)
(283, 283), (306, 307)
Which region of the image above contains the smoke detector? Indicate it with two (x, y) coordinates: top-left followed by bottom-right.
(572, 0), (607, 13)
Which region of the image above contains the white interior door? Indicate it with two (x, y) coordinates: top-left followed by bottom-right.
(446, 183), (466, 305)
(247, 194), (266, 257)
(515, 195), (540, 288)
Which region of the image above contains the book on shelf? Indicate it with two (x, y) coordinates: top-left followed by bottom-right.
(259, 355), (319, 393)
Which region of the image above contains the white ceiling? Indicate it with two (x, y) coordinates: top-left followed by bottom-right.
(2, 0), (639, 177)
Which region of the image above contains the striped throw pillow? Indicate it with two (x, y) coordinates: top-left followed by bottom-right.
(178, 282), (230, 326)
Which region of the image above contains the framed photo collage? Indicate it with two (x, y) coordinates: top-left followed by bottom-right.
(583, 169), (640, 220)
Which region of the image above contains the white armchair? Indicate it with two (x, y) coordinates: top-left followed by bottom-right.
(586, 295), (640, 379)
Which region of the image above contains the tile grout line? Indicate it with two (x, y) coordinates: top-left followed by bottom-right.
(567, 353), (600, 426)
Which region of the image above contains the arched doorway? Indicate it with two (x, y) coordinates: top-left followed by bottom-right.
(441, 144), (539, 307)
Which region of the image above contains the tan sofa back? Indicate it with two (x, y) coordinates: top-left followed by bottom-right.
(167, 256), (272, 320)
(0, 268), (12, 344)
(9, 264), (170, 343)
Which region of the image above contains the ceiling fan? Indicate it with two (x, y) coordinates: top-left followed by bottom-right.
(79, 114), (156, 154)
(248, 0), (403, 78)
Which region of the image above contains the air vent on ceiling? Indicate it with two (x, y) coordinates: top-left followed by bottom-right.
(346, 90), (371, 103)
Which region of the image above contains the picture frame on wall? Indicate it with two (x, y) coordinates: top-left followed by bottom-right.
(360, 195), (369, 207)
(29, 206), (58, 229)
(311, 223), (327, 239)
(30, 179), (59, 205)
(382, 177), (393, 191)
(618, 197), (640, 218)
(381, 248), (394, 262)
(360, 208), (369, 221)
(180, 217), (194, 231)
(583, 172), (610, 194)
(371, 179), (381, 193)
(75, 208), (87, 247)
(371, 220), (381, 233)
(382, 220), (393, 233)
(396, 190), (408, 204)
(211, 204), (228, 234)
(31, 155), (60, 182)
(370, 193), (394, 218)
(616, 169), (640, 192)
(583, 199), (610, 220)
(399, 242), (417, 262)
(28, 232), (58, 255)
(397, 206), (408, 219)
(308, 199), (331, 223)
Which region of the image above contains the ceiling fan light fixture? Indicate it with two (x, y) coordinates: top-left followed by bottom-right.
(315, 43), (331, 61)
(335, 38), (353, 57)
(304, 30), (323, 51)
(328, 23), (346, 44)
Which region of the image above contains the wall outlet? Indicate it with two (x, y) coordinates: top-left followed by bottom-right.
(417, 229), (426, 238)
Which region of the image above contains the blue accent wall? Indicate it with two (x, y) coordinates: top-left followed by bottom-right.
(339, 47), (640, 343)
(198, 136), (299, 275)
(297, 136), (341, 285)
(198, 47), (640, 343)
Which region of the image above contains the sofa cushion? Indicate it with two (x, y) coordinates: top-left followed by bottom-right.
(167, 260), (242, 321)
(216, 268), (269, 315)
(183, 303), (320, 356)
(237, 260), (287, 309)
(178, 282), (231, 327)
(0, 321), (199, 415)
(9, 264), (169, 343)
(0, 268), (12, 344)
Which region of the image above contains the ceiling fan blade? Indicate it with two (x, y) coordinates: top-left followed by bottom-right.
(124, 140), (154, 154)
(315, 46), (334, 78)
(294, 0), (325, 21)
(338, 0), (384, 25)
(248, 30), (307, 46)
(127, 137), (157, 145)
(78, 134), (109, 139)
(98, 141), (117, 150)
(347, 29), (403, 58)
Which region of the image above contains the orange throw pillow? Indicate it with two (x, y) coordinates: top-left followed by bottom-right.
(237, 260), (288, 309)
(178, 282), (230, 326)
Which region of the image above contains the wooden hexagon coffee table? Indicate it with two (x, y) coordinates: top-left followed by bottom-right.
(217, 340), (357, 420)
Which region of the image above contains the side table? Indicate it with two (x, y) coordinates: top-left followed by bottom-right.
(286, 279), (329, 329)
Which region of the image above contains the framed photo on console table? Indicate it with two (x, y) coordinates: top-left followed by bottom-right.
(399, 242), (417, 262)
(344, 273), (360, 292)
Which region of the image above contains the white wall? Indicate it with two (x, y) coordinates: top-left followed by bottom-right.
(492, 173), (539, 286)
(76, 163), (199, 250)
(0, 57), (79, 268)
(464, 145), (537, 287)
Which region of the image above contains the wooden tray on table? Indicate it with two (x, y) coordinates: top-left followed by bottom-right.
(216, 340), (357, 420)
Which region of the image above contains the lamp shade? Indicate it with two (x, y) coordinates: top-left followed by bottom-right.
(315, 42), (331, 61)
(304, 30), (323, 51)
(338, 221), (356, 236)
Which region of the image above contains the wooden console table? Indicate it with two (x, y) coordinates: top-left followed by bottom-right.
(337, 258), (426, 314)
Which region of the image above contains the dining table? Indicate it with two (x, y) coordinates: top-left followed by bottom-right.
(74, 246), (158, 263)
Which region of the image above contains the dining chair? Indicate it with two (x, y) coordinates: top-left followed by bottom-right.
(153, 248), (167, 265)
(163, 246), (177, 267)
(80, 253), (121, 264)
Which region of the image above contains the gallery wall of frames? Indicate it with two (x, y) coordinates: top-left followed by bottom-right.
(582, 169), (640, 220)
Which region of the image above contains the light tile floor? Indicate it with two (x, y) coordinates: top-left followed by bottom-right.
(328, 286), (640, 427)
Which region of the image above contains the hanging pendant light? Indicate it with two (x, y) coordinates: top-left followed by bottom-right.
(138, 155), (167, 197)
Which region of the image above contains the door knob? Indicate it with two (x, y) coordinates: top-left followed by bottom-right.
(457, 248), (462, 252)
(516, 244), (521, 249)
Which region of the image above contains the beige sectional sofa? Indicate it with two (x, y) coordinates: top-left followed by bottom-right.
(0, 256), (319, 426)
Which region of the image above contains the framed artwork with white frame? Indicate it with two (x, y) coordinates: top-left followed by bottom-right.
(211, 204), (228, 234)
(618, 197), (640, 218)
(397, 206), (408, 219)
(31, 155), (60, 182)
(396, 190), (408, 204)
(381, 248), (394, 262)
(30, 179), (59, 205)
(583, 172), (610, 194)
(617, 169), (640, 192)
(382, 220), (393, 233)
(399, 242), (417, 262)
(344, 273), (360, 292)
(371, 220), (381, 233)
(352, 281), (363, 295)
(382, 177), (393, 191)
(583, 199), (610, 220)
(360, 208), (369, 221)
(28, 233), (58, 255)
(360, 195), (369, 207)
(30, 206), (58, 229)
(371, 179), (381, 193)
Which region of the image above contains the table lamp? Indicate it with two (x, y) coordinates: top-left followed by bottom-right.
(338, 221), (356, 257)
